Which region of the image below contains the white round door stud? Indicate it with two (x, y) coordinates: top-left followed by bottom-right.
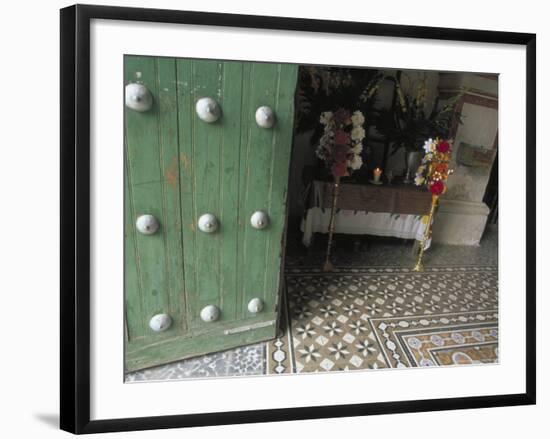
(125, 83), (153, 112)
(247, 297), (264, 314)
(200, 305), (221, 322)
(136, 214), (160, 235)
(198, 213), (219, 233)
(149, 313), (172, 332)
(195, 97), (221, 123)
(255, 106), (275, 128)
(250, 211), (269, 230)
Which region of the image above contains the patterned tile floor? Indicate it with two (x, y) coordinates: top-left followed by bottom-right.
(266, 265), (498, 374)
(126, 225), (498, 382)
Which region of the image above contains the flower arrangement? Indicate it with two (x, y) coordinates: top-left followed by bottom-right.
(414, 138), (453, 195)
(316, 108), (366, 178)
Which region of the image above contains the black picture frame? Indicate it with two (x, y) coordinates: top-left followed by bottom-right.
(60, 4), (536, 434)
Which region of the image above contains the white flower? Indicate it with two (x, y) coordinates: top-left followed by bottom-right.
(416, 165), (426, 174)
(349, 154), (363, 170)
(423, 138), (435, 153)
(351, 126), (365, 141)
(316, 145), (328, 161)
(351, 111), (365, 126)
(320, 111), (333, 125)
(351, 143), (363, 154)
(322, 121), (334, 135)
(414, 175), (425, 186)
(320, 133), (331, 146)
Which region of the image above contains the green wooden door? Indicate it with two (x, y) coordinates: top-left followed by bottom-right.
(124, 56), (298, 372)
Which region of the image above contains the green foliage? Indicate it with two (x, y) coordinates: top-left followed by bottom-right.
(375, 71), (465, 154)
(294, 66), (384, 137)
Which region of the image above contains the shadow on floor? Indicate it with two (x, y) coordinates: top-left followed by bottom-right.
(34, 413), (59, 430)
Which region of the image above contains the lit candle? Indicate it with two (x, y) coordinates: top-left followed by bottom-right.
(373, 167), (382, 183)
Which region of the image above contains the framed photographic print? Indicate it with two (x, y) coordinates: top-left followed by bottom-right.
(60, 4), (536, 434)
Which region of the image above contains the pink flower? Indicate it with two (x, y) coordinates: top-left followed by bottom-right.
(331, 160), (349, 177)
(334, 130), (351, 146)
(332, 144), (350, 162)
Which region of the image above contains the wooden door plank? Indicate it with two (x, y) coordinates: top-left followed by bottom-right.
(126, 318), (277, 372)
(235, 62), (252, 321)
(218, 61), (244, 323)
(175, 58), (198, 332)
(192, 60), (223, 329)
(262, 64), (299, 314)
(124, 150), (144, 339)
(125, 56), (167, 340)
(240, 61), (276, 320)
(127, 310), (277, 353)
(156, 57), (187, 334)
(124, 56), (180, 341)
(177, 59), (244, 330)
(239, 63), (297, 319)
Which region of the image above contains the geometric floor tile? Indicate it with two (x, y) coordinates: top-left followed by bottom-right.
(267, 265), (498, 374)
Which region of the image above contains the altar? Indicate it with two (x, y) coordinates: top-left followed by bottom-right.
(301, 180), (433, 248)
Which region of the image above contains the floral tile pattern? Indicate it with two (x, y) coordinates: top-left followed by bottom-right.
(126, 343), (265, 382)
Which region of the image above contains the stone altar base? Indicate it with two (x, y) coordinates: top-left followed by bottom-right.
(432, 199), (490, 246)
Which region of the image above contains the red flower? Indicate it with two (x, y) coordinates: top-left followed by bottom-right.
(331, 160), (349, 177)
(333, 108), (351, 125)
(332, 144), (350, 162)
(429, 180), (445, 195)
(437, 140), (451, 153)
(334, 130), (351, 146)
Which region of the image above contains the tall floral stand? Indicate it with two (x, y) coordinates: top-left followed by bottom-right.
(315, 107), (367, 271)
(323, 176), (341, 272)
(411, 138), (454, 271)
(412, 194), (438, 272)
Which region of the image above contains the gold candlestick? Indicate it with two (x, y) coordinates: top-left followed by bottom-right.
(323, 176), (341, 272)
(413, 194), (438, 272)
